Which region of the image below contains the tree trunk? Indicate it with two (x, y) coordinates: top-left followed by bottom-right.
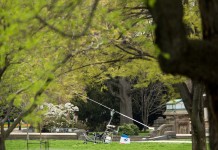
(142, 104), (148, 125)
(125, 97), (133, 124)
(208, 109), (218, 150)
(177, 81), (206, 150)
(191, 81), (206, 150)
(198, 0), (218, 148)
(208, 86), (218, 150)
(120, 99), (126, 124)
(119, 78), (133, 124)
(191, 124), (206, 150)
(0, 135), (6, 150)
(120, 98), (133, 124)
(142, 94), (149, 126)
(148, 0), (218, 149)
(141, 89), (148, 125)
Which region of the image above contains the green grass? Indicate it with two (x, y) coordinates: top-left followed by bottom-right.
(6, 140), (192, 150)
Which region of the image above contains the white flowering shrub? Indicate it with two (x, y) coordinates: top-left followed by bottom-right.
(42, 103), (79, 130)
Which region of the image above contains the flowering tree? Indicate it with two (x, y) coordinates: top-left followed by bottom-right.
(42, 103), (79, 131)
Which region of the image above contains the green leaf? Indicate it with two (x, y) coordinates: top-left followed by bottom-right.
(161, 52), (171, 59)
(148, 0), (156, 7)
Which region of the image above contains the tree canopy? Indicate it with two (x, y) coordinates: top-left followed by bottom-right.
(0, 1), (188, 150)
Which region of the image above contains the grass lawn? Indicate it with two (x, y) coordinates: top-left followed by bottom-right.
(6, 140), (192, 150)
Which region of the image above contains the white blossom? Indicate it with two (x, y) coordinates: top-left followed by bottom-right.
(42, 102), (79, 129)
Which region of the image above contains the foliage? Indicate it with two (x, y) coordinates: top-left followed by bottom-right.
(183, 0), (201, 39)
(118, 123), (140, 135)
(0, 1), (102, 143)
(74, 120), (88, 130)
(0, 2), (187, 149)
(94, 1), (184, 88)
(0, 105), (21, 121)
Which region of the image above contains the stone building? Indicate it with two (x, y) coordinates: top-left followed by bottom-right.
(164, 99), (190, 134)
(153, 99), (208, 134)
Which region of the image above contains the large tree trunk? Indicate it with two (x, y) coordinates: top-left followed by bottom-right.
(178, 81), (206, 150)
(208, 106), (218, 150)
(120, 97), (133, 124)
(208, 86), (218, 150)
(0, 137), (6, 150)
(148, 0), (218, 149)
(191, 81), (206, 150)
(119, 78), (133, 124)
(197, 0), (218, 149)
(0, 123), (6, 150)
(107, 77), (133, 125)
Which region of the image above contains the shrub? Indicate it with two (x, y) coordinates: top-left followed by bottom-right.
(118, 124), (140, 135)
(74, 120), (88, 130)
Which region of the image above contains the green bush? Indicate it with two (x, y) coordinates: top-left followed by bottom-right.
(118, 124), (140, 135)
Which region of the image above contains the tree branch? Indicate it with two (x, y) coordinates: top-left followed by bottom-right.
(198, 0), (218, 40)
(114, 44), (155, 60)
(57, 56), (128, 77)
(149, 0), (218, 84)
(176, 82), (192, 115)
(0, 54), (10, 81)
(36, 0), (100, 39)
(4, 52), (73, 137)
(5, 77), (52, 137)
